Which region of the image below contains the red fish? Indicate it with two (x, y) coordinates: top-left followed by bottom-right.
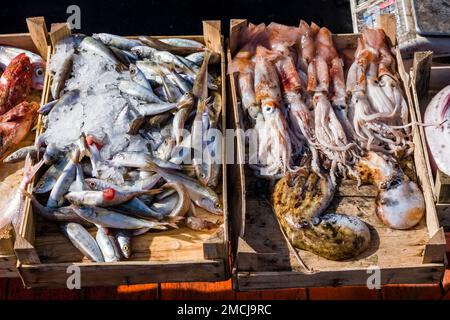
(0, 53), (33, 115)
(0, 101), (38, 158)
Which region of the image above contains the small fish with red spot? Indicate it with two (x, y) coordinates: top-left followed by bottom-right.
(64, 187), (162, 207)
(70, 205), (175, 230)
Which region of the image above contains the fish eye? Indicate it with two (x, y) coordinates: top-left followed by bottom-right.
(37, 181), (44, 188)
(24, 66), (30, 72)
(130, 68), (136, 75)
(214, 202), (221, 209)
(35, 68), (44, 76)
(89, 181), (96, 187)
(123, 245), (129, 251)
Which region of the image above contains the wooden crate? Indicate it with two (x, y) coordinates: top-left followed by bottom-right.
(227, 18), (446, 291)
(410, 51), (450, 227)
(0, 17), (49, 278)
(14, 21), (230, 288)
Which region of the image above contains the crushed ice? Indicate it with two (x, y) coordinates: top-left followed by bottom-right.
(44, 40), (151, 178)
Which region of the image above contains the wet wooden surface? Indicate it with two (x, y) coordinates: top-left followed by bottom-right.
(0, 232), (448, 299)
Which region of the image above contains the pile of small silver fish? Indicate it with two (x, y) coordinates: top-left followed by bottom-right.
(12, 33), (223, 262)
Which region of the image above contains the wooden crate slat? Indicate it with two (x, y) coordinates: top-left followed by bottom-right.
(237, 264), (444, 291)
(20, 260), (226, 288)
(410, 50), (450, 226)
(436, 171), (450, 203)
(0, 19), (49, 278)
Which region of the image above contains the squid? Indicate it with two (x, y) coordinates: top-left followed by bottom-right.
(346, 29), (413, 156)
(228, 23), (268, 119)
(264, 29), (321, 174)
(306, 27), (360, 183)
(253, 46), (297, 175)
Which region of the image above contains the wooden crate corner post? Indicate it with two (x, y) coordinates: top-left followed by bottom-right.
(26, 16), (49, 59)
(202, 20), (222, 53)
(423, 227), (446, 264)
(411, 51), (435, 201)
(410, 50), (450, 224)
(14, 22), (72, 268)
(203, 227), (226, 260)
(203, 18), (229, 256)
(376, 14), (397, 46)
(229, 19), (247, 56)
(227, 19), (248, 240)
(49, 23), (72, 48)
(436, 171), (450, 204)
(412, 51), (433, 100)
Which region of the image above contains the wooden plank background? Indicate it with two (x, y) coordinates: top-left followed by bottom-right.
(1, 231), (449, 300)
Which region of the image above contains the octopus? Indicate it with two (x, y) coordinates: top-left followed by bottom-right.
(356, 151), (425, 230)
(273, 168), (370, 261)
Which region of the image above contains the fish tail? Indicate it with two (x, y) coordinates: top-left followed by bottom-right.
(154, 65), (166, 79)
(177, 92), (195, 109)
(20, 189), (33, 199)
(25, 158), (44, 185)
(197, 98), (208, 113)
(166, 222), (179, 229)
(166, 216), (184, 224)
(167, 62), (177, 72)
(152, 224), (168, 230)
(145, 188), (163, 195)
(132, 227), (150, 236)
(116, 62), (127, 72)
(144, 159), (160, 173)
